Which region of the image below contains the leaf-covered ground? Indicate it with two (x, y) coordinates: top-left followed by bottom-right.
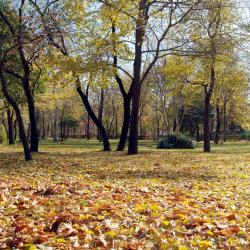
(0, 141), (249, 249)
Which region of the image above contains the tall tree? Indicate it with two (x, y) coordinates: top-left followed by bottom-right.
(0, 0), (50, 152)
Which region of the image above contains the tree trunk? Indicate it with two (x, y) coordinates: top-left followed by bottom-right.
(66, 122), (69, 139)
(128, 76), (141, 155)
(128, 0), (149, 154)
(210, 120), (214, 141)
(22, 78), (39, 152)
(7, 109), (14, 145)
(47, 123), (50, 139)
(27, 123), (31, 142)
(128, 16), (145, 154)
(203, 94), (211, 152)
(203, 41), (216, 152)
(60, 117), (63, 141)
(53, 107), (59, 142)
(214, 103), (221, 144)
(223, 102), (227, 142)
(2, 113), (8, 136)
(0, 70), (31, 161)
(36, 109), (41, 140)
(42, 110), (46, 139)
(77, 86), (110, 151)
(115, 111), (118, 139)
(86, 114), (90, 140)
(173, 117), (177, 132)
(97, 89), (105, 140)
(14, 119), (17, 141)
(60, 109), (64, 141)
(196, 124), (200, 142)
(117, 96), (131, 151)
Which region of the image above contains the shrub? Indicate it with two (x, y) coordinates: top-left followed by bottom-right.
(240, 131), (250, 140)
(0, 125), (7, 144)
(157, 133), (196, 149)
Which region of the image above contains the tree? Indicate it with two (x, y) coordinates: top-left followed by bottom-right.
(186, 0), (237, 152)
(97, 0), (202, 154)
(0, 0), (50, 152)
(29, 0), (111, 151)
(0, 1), (32, 160)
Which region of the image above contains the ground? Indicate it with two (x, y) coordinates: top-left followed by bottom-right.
(0, 140), (249, 249)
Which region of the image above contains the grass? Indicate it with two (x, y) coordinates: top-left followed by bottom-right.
(38, 138), (250, 153)
(0, 140), (249, 249)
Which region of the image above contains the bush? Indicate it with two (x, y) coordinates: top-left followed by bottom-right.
(240, 131), (250, 140)
(0, 125), (7, 144)
(157, 133), (197, 149)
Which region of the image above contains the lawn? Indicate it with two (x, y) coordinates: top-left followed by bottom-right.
(0, 141), (249, 249)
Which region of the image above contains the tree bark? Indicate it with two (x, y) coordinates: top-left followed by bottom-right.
(97, 89), (104, 141)
(223, 101), (227, 142)
(203, 93), (211, 152)
(14, 118), (17, 141)
(42, 110), (46, 139)
(210, 119), (214, 141)
(77, 86), (110, 151)
(2, 113), (8, 136)
(86, 114), (90, 140)
(115, 111), (118, 139)
(117, 96), (131, 151)
(21, 76), (39, 152)
(60, 109), (64, 141)
(0, 2), (38, 154)
(53, 107), (59, 142)
(7, 109), (14, 145)
(196, 124), (200, 142)
(214, 103), (221, 144)
(128, 0), (148, 154)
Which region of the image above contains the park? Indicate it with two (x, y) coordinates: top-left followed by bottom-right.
(0, 0), (249, 249)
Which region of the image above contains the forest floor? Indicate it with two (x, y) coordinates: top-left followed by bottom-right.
(0, 141), (249, 249)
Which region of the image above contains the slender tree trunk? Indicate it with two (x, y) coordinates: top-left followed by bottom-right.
(2, 113), (8, 136)
(210, 119), (214, 141)
(27, 123), (31, 142)
(60, 109), (64, 141)
(214, 103), (221, 144)
(128, 81), (141, 154)
(128, 21), (145, 154)
(196, 124), (200, 142)
(36, 109), (40, 140)
(66, 122), (69, 139)
(23, 78), (39, 152)
(97, 89), (104, 141)
(117, 97), (131, 151)
(60, 118), (63, 141)
(47, 123), (50, 139)
(0, 70), (31, 160)
(115, 111), (118, 139)
(14, 119), (17, 141)
(128, 0), (149, 154)
(203, 40), (216, 152)
(53, 107), (59, 142)
(77, 86), (110, 151)
(173, 117), (177, 132)
(203, 94), (211, 152)
(7, 109), (14, 145)
(42, 110), (46, 139)
(86, 114), (90, 140)
(223, 102), (227, 142)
